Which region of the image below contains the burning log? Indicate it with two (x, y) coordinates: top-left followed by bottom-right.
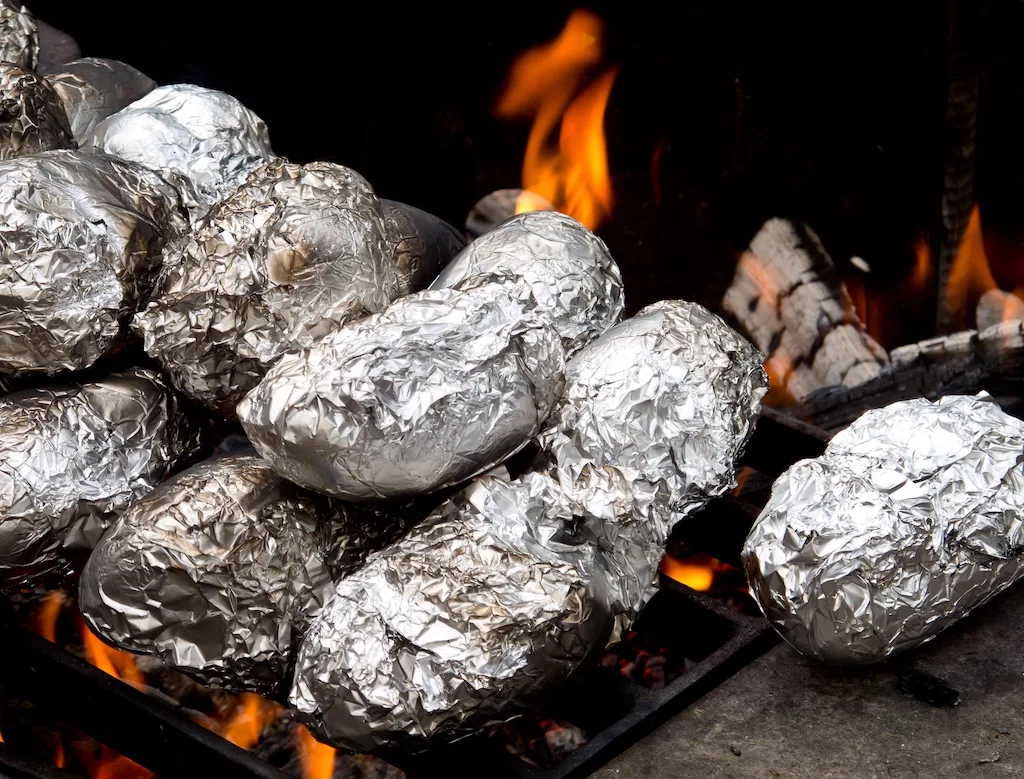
(238, 283), (566, 500)
(464, 188), (555, 239)
(0, 62), (74, 160)
(976, 289), (1024, 331)
(46, 58), (156, 143)
(79, 454), (416, 698)
(82, 84), (276, 221)
(722, 218), (890, 403)
(0, 369), (202, 588)
(0, 149), (188, 376)
(287, 300), (765, 751)
(745, 393), (1024, 665)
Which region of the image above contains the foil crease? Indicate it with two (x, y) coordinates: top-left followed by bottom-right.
(288, 473), (610, 751)
(744, 393), (1024, 665)
(79, 454), (415, 697)
(238, 284), (565, 500)
(0, 1), (37, 71)
(380, 199), (466, 296)
(0, 62), (73, 160)
(135, 159), (397, 416)
(288, 300), (766, 750)
(46, 57), (155, 143)
(430, 211), (625, 357)
(0, 368), (202, 587)
(0, 149), (188, 375)
(83, 83), (275, 220)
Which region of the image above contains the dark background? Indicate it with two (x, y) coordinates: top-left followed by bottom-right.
(27, 1), (1024, 347)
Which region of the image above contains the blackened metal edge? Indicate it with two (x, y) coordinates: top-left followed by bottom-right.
(0, 742), (80, 779)
(0, 612), (289, 779)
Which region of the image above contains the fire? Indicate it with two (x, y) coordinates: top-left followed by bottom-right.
(496, 9), (617, 230)
(79, 617), (145, 690)
(296, 724), (336, 779)
(944, 205), (998, 324)
(660, 554), (716, 592)
(36, 590), (65, 642)
(219, 693), (282, 750)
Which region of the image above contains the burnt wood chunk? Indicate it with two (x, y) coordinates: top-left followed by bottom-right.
(722, 218), (889, 403)
(976, 289), (1024, 331)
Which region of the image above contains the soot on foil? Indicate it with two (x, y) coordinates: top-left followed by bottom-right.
(0, 62), (73, 160)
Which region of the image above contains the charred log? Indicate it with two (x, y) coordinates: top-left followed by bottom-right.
(465, 188), (555, 239)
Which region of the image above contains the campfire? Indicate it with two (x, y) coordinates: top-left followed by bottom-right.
(0, 3), (1022, 779)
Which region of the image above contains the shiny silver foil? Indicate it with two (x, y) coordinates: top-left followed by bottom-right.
(288, 300), (766, 750)
(239, 284), (565, 500)
(380, 199), (465, 296)
(288, 472), (610, 751)
(0, 149), (188, 376)
(744, 393), (1024, 665)
(430, 210), (624, 357)
(0, 1), (37, 71)
(135, 159), (398, 416)
(83, 83), (275, 220)
(0, 62), (73, 159)
(79, 454), (414, 697)
(46, 57), (155, 143)
(0, 369), (201, 587)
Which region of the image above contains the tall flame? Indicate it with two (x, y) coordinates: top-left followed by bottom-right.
(296, 724), (336, 779)
(496, 9), (617, 230)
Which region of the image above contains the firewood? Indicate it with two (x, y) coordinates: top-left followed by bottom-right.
(722, 218), (889, 403)
(976, 289), (1024, 331)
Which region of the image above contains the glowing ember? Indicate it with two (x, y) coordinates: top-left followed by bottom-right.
(496, 9), (617, 230)
(218, 693), (282, 750)
(660, 554), (715, 592)
(296, 723), (337, 779)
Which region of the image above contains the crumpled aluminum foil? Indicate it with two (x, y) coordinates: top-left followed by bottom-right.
(288, 472), (610, 751)
(239, 284), (565, 500)
(744, 393), (1024, 665)
(46, 57), (155, 143)
(135, 159), (398, 416)
(288, 300), (766, 750)
(0, 149), (188, 376)
(79, 453), (416, 697)
(430, 210), (625, 357)
(0, 368), (202, 588)
(0, 62), (73, 159)
(83, 83), (275, 220)
(0, 0), (37, 71)
(380, 199), (465, 295)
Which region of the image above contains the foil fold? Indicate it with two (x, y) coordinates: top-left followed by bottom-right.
(0, 1), (37, 71)
(0, 149), (188, 375)
(239, 284), (565, 500)
(744, 393), (1024, 665)
(79, 454), (415, 697)
(46, 57), (156, 143)
(430, 211), (625, 356)
(83, 83), (275, 220)
(0, 369), (202, 587)
(0, 62), (73, 159)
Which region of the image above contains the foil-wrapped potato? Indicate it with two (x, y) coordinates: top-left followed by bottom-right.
(46, 57), (155, 143)
(289, 473), (609, 750)
(0, 369), (202, 587)
(79, 454), (415, 697)
(239, 284), (565, 500)
(430, 210), (624, 356)
(0, 150), (188, 376)
(380, 199), (466, 295)
(83, 83), (275, 220)
(744, 393), (1024, 665)
(135, 159), (398, 416)
(0, 62), (73, 159)
(0, 0), (37, 71)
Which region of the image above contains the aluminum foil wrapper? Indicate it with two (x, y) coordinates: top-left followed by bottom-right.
(83, 83), (275, 220)
(534, 300), (768, 617)
(79, 454), (415, 697)
(380, 199), (466, 295)
(239, 284), (565, 500)
(46, 57), (156, 143)
(430, 210), (624, 357)
(744, 393), (1024, 665)
(0, 149), (188, 375)
(0, 0), (37, 71)
(0, 368), (202, 587)
(135, 159), (397, 416)
(0, 62), (73, 159)
(289, 472), (611, 751)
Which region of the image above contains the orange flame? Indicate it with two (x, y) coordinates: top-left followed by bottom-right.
(36, 590), (65, 643)
(296, 724), (337, 779)
(944, 205), (998, 322)
(496, 9), (617, 230)
(660, 555), (716, 592)
(79, 617), (145, 690)
(219, 694), (282, 751)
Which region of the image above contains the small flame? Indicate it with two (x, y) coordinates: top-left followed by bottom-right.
(54, 742), (65, 769)
(496, 9), (617, 230)
(79, 617), (144, 690)
(296, 724), (336, 779)
(944, 205), (997, 323)
(219, 694), (282, 751)
(660, 555), (716, 591)
(36, 590), (65, 643)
